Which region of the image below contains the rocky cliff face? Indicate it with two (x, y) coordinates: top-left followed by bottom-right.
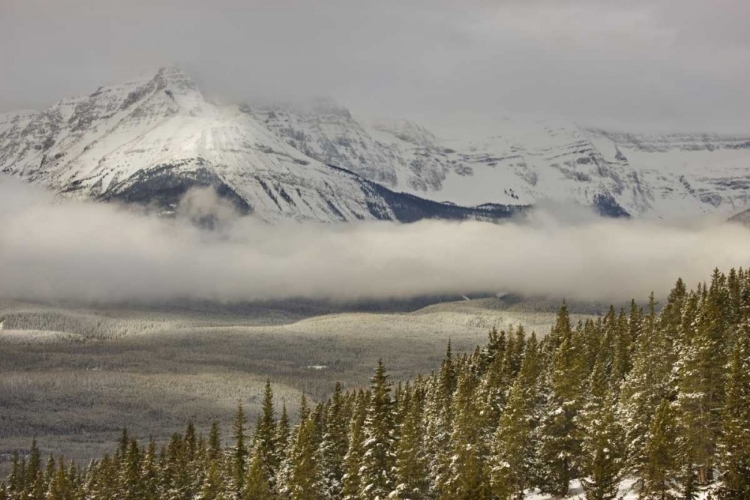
(2, 67), (749, 222)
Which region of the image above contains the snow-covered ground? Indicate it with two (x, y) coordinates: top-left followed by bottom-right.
(525, 478), (718, 499)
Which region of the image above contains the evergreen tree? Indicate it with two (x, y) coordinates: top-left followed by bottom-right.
(676, 272), (729, 486)
(201, 460), (226, 500)
(620, 293), (673, 485)
(425, 343), (457, 496)
(276, 402), (291, 463)
(26, 438), (42, 492)
(282, 414), (325, 500)
(490, 333), (540, 500)
(579, 359), (625, 500)
(611, 308), (632, 384)
(321, 382), (349, 500)
(718, 321), (750, 499)
(208, 422), (222, 462)
(359, 360), (395, 500)
(442, 369), (490, 500)
(392, 384), (429, 500)
(537, 305), (583, 497)
(46, 457), (73, 500)
(341, 390), (369, 500)
(254, 379), (278, 485)
(640, 399), (679, 500)
(232, 402), (248, 494)
(243, 446), (274, 500)
(142, 439), (160, 500)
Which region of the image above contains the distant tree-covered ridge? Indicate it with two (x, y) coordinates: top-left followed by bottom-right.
(3, 268), (750, 499)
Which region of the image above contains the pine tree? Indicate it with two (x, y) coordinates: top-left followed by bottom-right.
(243, 446), (274, 500)
(46, 457), (73, 500)
(543, 301), (572, 360)
(142, 439), (160, 500)
(490, 332), (540, 500)
(442, 369), (490, 500)
(641, 399), (679, 500)
(254, 379), (278, 486)
(276, 401), (291, 462)
(537, 305), (583, 497)
(425, 343), (457, 496)
(620, 293), (673, 486)
(321, 382), (349, 500)
(718, 321), (750, 498)
(676, 272), (729, 486)
(359, 360), (395, 500)
(341, 390), (368, 500)
(282, 414), (325, 500)
(208, 422), (222, 462)
(392, 384), (429, 500)
(611, 308), (632, 384)
(185, 421), (198, 463)
(232, 402), (248, 494)
(26, 438), (42, 492)
(579, 359), (625, 500)
(120, 439), (143, 500)
(202, 460), (225, 500)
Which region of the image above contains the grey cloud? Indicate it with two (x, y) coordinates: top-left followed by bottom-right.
(0, 0), (748, 133)
(1, 178), (749, 303)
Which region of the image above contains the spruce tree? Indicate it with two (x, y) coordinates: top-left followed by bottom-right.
(718, 321), (750, 498)
(282, 415), (325, 500)
(202, 460), (225, 500)
(425, 343), (457, 496)
(490, 332), (540, 500)
(443, 369), (490, 500)
(392, 384), (429, 500)
(341, 390), (368, 500)
(359, 360), (395, 500)
(321, 382), (349, 500)
(641, 399), (679, 500)
(620, 293), (673, 485)
(46, 457), (73, 500)
(243, 446), (274, 500)
(537, 305), (583, 497)
(208, 422), (222, 462)
(579, 359), (624, 500)
(232, 402), (248, 494)
(676, 273), (729, 486)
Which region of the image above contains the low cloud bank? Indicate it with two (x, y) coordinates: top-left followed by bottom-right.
(1, 179), (749, 303)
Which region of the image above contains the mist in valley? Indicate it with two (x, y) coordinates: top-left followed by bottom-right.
(1, 177), (749, 305)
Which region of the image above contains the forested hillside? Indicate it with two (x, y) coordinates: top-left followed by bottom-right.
(3, 269), (750, 499)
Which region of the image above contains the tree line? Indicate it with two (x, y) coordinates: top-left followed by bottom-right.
(3, 268), (750, 499)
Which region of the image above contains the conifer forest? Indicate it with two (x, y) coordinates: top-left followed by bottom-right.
(3, 269), (750, 500)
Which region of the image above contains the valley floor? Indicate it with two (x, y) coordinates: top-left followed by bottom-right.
(0, 296), (598, 476)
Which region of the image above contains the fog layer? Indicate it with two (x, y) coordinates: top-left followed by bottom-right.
(1, 179), (748, 303)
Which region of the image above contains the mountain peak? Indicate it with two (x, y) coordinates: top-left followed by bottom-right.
(152, 65), (197, 92)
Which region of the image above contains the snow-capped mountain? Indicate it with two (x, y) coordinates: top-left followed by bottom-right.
(0, 67), (515, 223)
(2, 66), (749, 222)
(254, 104), (750, 219)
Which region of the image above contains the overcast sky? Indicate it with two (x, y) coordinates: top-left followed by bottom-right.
(1, 0), (748, 133)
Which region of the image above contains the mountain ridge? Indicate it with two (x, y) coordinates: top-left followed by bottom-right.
(2, 66), (749, 222)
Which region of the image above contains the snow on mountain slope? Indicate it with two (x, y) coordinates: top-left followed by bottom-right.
(247, 99), (457, 193)
(2, 67), (748, 222)
(255, 103), (750, 219)
(0, 68), (519, 223)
